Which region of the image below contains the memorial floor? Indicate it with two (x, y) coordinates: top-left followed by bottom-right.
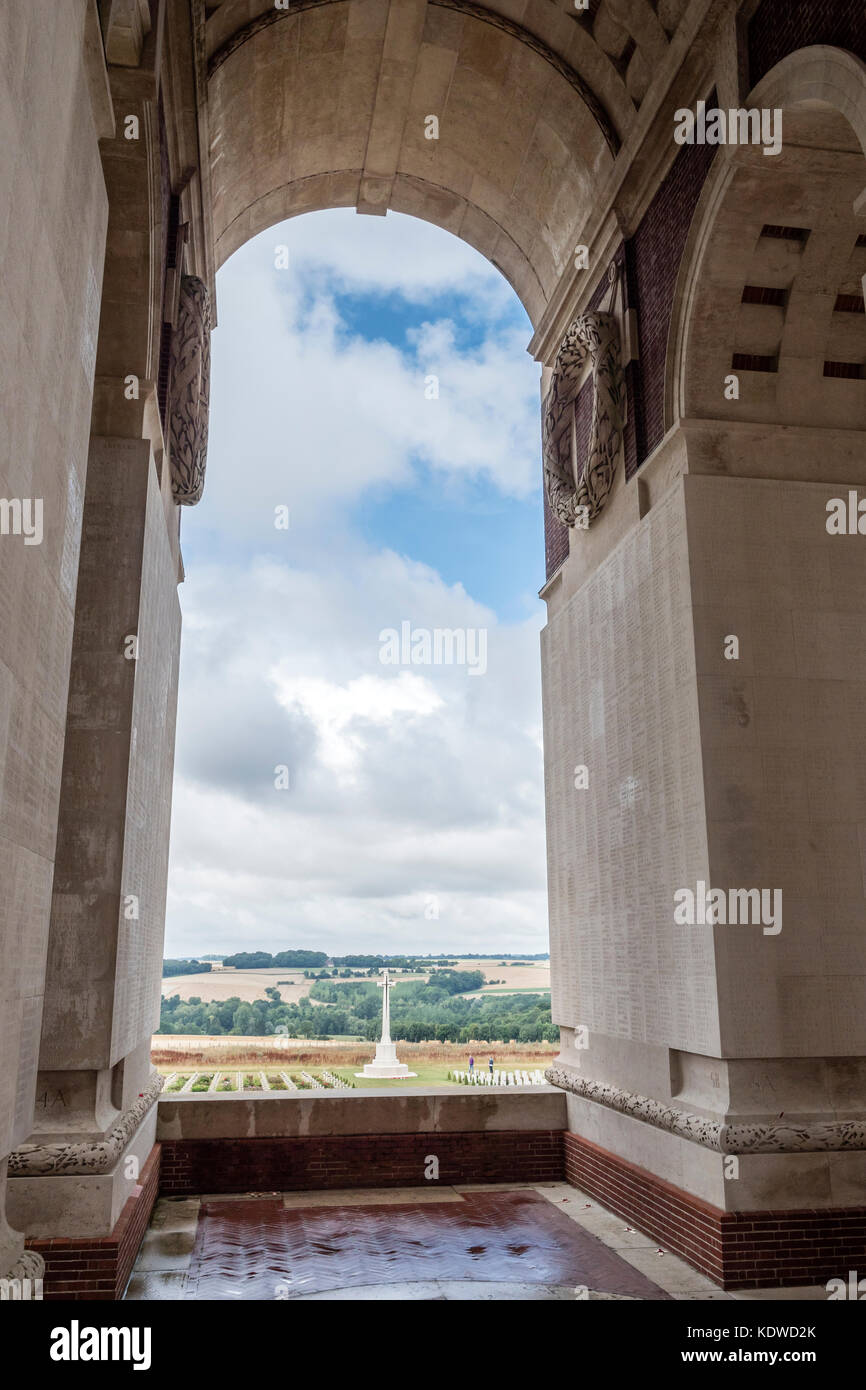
(124, 1182), (828, 1301)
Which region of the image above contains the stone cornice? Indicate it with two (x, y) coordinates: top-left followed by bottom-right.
(9, 1074), (164, 1178)
(546, 1067), (866, 1154)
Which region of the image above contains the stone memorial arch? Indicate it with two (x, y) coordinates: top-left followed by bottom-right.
(1, 0), (866, 1294)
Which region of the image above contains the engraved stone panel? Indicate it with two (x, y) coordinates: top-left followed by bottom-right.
(0, 0), (108, 1167)
(39, 438), (180, 1072)
(687, 475), (866, 1058)
(542, 480), (718, 1055)
(111, 462), (181, 1060)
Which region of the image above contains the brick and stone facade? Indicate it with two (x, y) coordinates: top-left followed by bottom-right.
(565, 1133), (866, 1289)
(2, 0), (866, 1297)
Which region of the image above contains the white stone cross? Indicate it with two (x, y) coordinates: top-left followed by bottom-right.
(377, 969), (393, 1045)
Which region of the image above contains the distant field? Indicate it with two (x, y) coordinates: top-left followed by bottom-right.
(470, 986), (551, 995)
(161, 967), (319, 1004)
(471, 959), (550, 992)
(153, 1038), (366, 1065)
(161, 957), (550, 1003)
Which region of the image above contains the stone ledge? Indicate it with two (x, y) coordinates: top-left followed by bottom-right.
(157, 1086), (567, 1140)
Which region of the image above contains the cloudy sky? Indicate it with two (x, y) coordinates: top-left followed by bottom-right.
(164, 208), (549, 959)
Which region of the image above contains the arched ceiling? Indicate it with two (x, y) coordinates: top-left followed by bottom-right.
(201, 0), (689, 322)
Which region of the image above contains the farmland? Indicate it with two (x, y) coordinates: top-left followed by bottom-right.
(161, 957), (550, 1003)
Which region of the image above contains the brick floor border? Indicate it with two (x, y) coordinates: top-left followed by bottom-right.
(565, 1131), (866, 1289)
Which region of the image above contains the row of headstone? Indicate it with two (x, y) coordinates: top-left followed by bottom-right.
(321, 1070), (350, 1088)
(453, 1069), (546, 1087)
(164, 1069), (354, 1092)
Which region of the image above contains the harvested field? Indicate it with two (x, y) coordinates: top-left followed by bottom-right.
(160, 958), (550, 1003)
(161, 968), (318, 1004)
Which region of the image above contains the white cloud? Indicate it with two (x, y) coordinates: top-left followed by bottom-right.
(266, 207), (515, 306)
(165, 212), (548, 958)
(196, 213), (541, 545)
(272, 671), (442, 781)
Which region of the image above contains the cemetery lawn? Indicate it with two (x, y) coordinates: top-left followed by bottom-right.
(336, 1057), (546, 1088)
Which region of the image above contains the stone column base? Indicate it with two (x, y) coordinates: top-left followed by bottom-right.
(565, 1132), (866, 1289)
(8, 1087), (159, 1239)
(0, 1157), (44, 1285)
(26, 1144), (160, 1300)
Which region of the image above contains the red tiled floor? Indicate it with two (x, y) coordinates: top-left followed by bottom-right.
(186, 1190), (670, 1299)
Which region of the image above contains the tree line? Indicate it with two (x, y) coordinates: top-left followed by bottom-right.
(157, 969), (555, 1043)
(163, 959), (212, 977)
(221, 950), (328, 969)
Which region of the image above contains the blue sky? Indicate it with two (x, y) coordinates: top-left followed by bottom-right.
(165, 209), (549, 958)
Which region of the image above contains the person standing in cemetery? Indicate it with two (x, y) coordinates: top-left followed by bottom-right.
(488, 1056), (494, 1075)
(468, 1054), (475, 1074)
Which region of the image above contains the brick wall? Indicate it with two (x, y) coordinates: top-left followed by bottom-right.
(626, 125), (717, 471)
(544, 490), (570, 580)
(565, 1132), (866, 1289)
(160, 1130), (565, 1195)
(748, 0), (866, 86)
(543, 133), (716, 582)
(27, 1143), (161, 1301)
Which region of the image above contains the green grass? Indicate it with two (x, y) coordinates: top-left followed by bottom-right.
(342, 1060), (537, 1089)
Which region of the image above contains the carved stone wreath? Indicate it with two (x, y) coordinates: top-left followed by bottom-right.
(543, 310), (626, 528)
(168, 274), (211, 506)
(9, 1072), (164, 1177)
(4, 1248), (44, 1284)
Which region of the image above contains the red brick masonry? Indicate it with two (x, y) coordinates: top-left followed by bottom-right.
(565, 1132), (866, 1289)
(27, 1129), (866, 1296)
(160, 1130), (565, 1195)
(26, 1143), (161, 1301)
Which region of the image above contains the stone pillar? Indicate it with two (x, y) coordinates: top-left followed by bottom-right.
(543, 417), (866, 1279)
(0, 0), (111, 1278)
(7, 435), (181, 1239)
